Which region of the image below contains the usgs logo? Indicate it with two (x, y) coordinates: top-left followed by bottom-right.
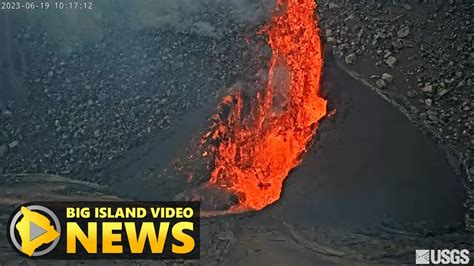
(416, 249), (470, 265)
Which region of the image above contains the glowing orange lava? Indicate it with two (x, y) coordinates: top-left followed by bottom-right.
(201, 0), (327, 211)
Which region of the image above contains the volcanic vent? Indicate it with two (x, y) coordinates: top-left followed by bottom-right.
(200, 0), (327, 211)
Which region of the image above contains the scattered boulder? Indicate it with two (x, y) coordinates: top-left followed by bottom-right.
(326, 29), (333, 37)
(385, 56), (397, 68)
(345, 53), (357, 65)
(421, 84), (434, 93)
(381, 73), (394, 84)
(376, 79), (387, 89)
(438, 88), (449, 97)
(8, 141), (19, 149)
(403, 4), (413, 11)
(397, 26), (410, 38)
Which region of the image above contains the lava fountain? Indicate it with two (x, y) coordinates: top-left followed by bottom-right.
(200, 0), (327, 211)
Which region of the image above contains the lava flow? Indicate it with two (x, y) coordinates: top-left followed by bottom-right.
(201, 0), (327, 211)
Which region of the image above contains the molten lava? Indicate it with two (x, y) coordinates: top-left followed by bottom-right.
(201, 0), (327, 211)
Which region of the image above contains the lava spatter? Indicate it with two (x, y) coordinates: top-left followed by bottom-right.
(201, 0), (327, 211)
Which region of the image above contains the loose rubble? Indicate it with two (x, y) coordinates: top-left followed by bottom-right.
(0, 6), (257, 180)
(317, 0), (473, 231)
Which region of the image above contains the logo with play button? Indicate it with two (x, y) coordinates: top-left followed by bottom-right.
(8, 205), (61, 257)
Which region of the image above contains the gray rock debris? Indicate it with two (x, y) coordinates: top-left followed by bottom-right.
(8, 141), (19, 149)
(381, 73), (394, 84)
(385, 56), (397, 68)
(376, 79), (387, 89)
(345, 53), (357, 65)
(397, 26), (410, 38)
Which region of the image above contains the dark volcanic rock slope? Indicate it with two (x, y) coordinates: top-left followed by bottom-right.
(0, 1), (272, 180)
(316, 0), (473, 230)
(318, 1), (473, 155)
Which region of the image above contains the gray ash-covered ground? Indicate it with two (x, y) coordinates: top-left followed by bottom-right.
(317, 0), (473, 230)
(317, 0), (473, 157)
(0, 8), (266, 179)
